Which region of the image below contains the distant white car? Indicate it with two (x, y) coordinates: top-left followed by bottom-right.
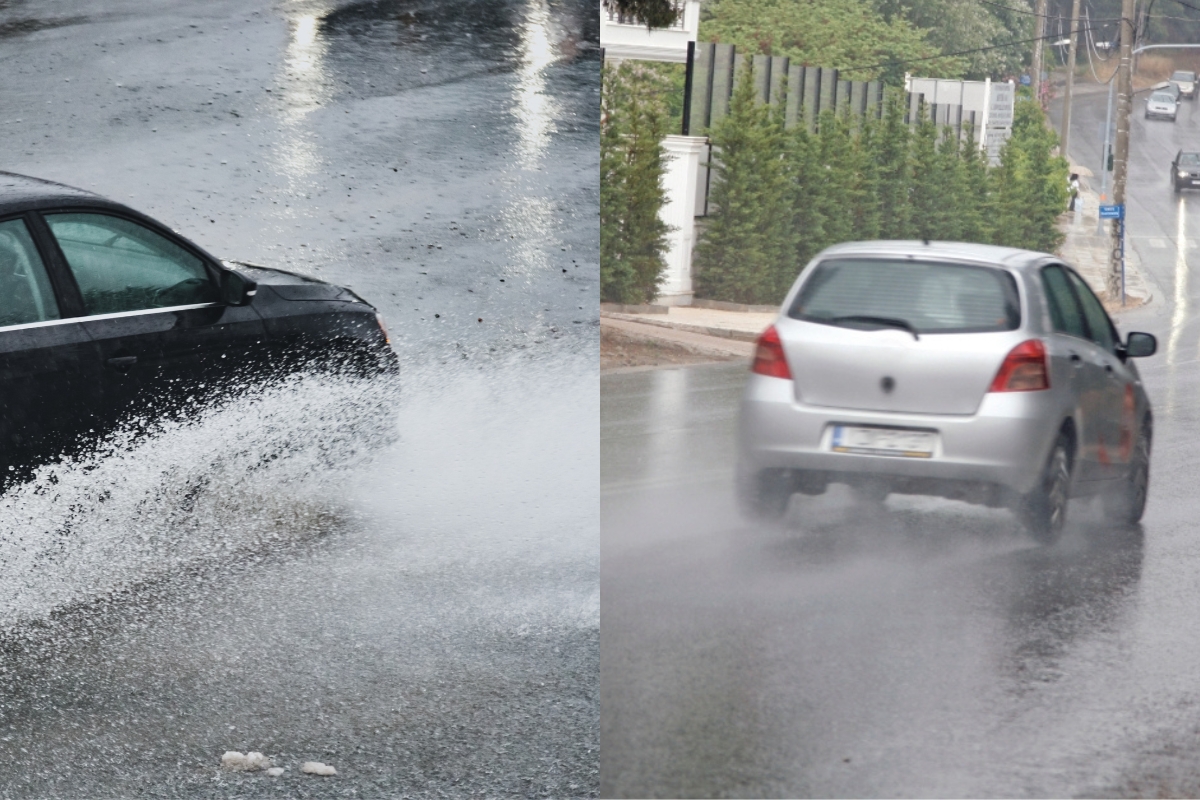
(1146, 90), (1179, 121)
(1171, 70), (1197, 99)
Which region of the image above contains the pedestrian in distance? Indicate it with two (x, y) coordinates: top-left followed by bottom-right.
(1068, 173), (1080, 212)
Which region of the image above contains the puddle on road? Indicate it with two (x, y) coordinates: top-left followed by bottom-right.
(298, 0), (597, 101)
(0, 370), (399, 629)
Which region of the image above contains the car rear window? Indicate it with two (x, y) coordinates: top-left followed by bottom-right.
(1151, 92), (1175, 103)
(788, 258), (1021, 334)
(1173, 71), (1195, 81)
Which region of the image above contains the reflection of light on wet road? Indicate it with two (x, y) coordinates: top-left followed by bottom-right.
(272, 12), (331, 193)
(513, 0), (559, 167)
(1167, 199), (1189, 411)
(502, 196), (556, 276)
(284, 13), (330, 116)
(641, 369), (692, 489)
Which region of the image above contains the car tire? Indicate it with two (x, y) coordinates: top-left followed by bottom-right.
(1175, 179), (1182, 193)
(736, 467), (794, 522)
(1019, 432), (1073, 544)
(1103, 422), (1151, 527)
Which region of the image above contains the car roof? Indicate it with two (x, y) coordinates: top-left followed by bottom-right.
(813, 240), (1050, 271)
(0, 171), (131, 217)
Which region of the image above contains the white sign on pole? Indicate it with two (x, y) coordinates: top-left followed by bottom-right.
(987, 83), (1015, 127)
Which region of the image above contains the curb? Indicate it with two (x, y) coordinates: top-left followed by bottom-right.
(689, 298), (780, 313)
(599, 302), (668, 315)
(599, 311), (765, 342)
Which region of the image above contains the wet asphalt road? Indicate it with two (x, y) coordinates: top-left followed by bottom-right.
(601, 90), (1200, 797)
(0, 0), (597, 797)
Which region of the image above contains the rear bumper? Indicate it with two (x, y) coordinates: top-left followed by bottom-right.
(738, 374), (1065, 497)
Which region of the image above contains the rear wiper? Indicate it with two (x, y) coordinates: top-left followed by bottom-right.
(829, 315), (920, 340)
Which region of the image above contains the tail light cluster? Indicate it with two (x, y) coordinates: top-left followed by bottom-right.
(989, 339), (1050, 392)
(752, 325), (792, 379)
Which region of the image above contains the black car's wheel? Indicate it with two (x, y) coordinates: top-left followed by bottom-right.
(1174, 178), (1182, 193)
(1019, 432), (1073, 544)
(1103, 423), (1151, 526)
(736, 467), (794, 522)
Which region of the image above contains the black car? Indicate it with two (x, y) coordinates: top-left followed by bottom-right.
(1172, 150), (1200, 192)
(0, 171), (396, 477)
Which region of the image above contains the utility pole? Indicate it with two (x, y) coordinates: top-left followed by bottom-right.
(1060, 0), (1083, 159)
(1032, 0), (1048, 104)
(1109, 0), (1135, 300)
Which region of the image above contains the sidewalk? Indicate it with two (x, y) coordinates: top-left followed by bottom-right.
(1058, 167), (1153, 308)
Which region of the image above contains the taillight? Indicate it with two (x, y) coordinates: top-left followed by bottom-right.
(988, 339), (1049, 392)
(752, 325), (792, 379)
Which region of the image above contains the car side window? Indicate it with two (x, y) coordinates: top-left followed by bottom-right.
(1067, 269), (1117, 353)
(1040, 265), (1088, 340)
(0, 218), (60, 328)
(44, 213), (219, 316)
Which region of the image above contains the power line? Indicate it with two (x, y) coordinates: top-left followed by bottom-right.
(1162, 0), (1200, 15)
(979, 0), (1121, 21)
(839, 23), (1105, 74)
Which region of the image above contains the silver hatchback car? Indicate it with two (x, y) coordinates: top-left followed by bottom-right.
(736, 241), (1157, 542)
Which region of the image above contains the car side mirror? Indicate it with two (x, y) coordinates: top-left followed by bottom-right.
(220, 269), (257, 306)
(1123, 331), (1157, 358)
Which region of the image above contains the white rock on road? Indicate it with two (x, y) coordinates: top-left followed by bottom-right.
(221, 751), (272, 771)
(301, 761), (337, 776)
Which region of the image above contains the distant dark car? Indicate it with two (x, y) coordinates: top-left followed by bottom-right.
(0, 172), (396, 476)
(1172, 150), (1200, 192)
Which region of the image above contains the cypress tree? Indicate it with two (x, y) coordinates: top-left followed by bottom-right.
(907, 104), (939, 241)
(851, 114), (882, 242)
(930, 127), (965, 241)
(694, 62), (793, 304)
(957, 123), (990, 243)
(812, 109), (857, 249)
(599, 63), (672, 304)
(600, 65), (633, 302)
(785, 114), (826, 286)
(874, 93), (913, 239)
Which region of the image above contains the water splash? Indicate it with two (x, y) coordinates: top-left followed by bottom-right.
(0, 370), (399, 627)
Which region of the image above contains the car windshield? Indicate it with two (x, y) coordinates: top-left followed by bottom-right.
(1181, 153), (1200, 166)
(788, 258), (1021, 334)
(1172, 71), (1195, 81)
(1151, 92), (1175, 103)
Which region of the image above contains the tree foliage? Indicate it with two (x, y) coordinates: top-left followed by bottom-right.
(693, 91), (1070, 305)
(693, 64), (795, 304)
(600, 63), (673, 305)
(872, 0), (1033, 79)
(699, 0), (963, 84)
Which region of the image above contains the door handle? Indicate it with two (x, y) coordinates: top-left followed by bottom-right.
(106, 356), (138, 370)
(1069, 353), (1083, 366)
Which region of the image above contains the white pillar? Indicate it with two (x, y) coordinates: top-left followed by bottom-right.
(657, 135), (707, 306)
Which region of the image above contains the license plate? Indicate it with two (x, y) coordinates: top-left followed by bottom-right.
(830, 426), (936, 458)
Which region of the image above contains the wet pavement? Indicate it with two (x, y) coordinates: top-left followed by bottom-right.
(0, 0), (597, 796)
(601, 92), (1200, 797)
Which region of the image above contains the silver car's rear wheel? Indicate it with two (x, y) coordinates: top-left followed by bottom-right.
(1103, 424), (1150, 526)
(1020, 433), (1073, 544)
(736, 468), (794, 522)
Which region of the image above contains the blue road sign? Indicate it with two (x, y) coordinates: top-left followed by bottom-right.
(1099, 204), (1124, 219)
